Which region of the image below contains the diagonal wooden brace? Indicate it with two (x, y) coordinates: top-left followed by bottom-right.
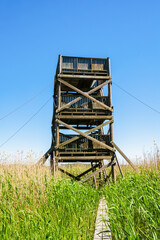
(80, 160), (115, 183)
(58, 167), (78, 180)
(35, 120), (114, 166)
(115, 154), (123, 177)
(111, 141), (137, 171)
(56, 120), (113, 150)
(56, 80), (112, 113)
(35, 148), (52, 166)
(76, 163), (100, 179)
(56, 119), (115, 152)
(57, 79), (113, 112)
(58, 164), (100, 181)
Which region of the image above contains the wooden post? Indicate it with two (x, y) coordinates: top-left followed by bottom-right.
(108, 85), (113, 140)
(55, 80), (61, 172)
(50, 151), (53, 174)
(91, 162), (97, 188)
(50, 151), (56, 176)
(59, 54), (62, 74)
(53, 151), (56, 176)
(58, 82), (61, 109)
(107, 58), (116, 182)
(107, 58), (113, 140)
(99, 161), (103, 182)
(111, 162), (116, 183)
(101, 160), (108, 182)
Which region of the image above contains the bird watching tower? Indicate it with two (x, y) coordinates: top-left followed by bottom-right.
(37, 55), (136, 186)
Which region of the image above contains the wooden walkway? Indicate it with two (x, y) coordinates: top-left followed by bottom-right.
(94, 197), (112, 240)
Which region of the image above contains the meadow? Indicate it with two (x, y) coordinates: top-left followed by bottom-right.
(0, 165), (100, 239)
(105, 168), (160, 239)
(0, 151), (160, 240)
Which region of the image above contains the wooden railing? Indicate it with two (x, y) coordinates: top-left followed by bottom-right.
(61, 95), (109, 109)
(59, 134), (110, 152)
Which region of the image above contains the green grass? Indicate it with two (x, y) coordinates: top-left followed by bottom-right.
(0, 168), (100, 240)
(1, 165), (160, 239)
(104, 169), (160, 239)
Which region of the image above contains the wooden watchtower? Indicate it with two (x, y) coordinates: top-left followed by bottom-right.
(37, 55), (136, 186)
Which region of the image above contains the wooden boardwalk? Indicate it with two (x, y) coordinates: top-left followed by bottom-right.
(94, 197), (112, 240)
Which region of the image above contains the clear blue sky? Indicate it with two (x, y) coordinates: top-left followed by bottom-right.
(0, 0), (160, 161)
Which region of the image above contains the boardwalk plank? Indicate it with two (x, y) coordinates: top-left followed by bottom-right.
(94, 197), (112, 240)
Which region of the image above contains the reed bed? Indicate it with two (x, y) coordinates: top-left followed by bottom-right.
(0, 164), (100, 240)
(104, 168), (160, 239)
(0, 148), (159, 239)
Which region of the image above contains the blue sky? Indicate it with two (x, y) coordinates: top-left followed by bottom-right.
(0, 0), (160, 161)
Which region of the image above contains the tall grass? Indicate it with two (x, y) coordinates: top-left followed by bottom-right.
(104, 168), (160, 239)
(0, 148), (160, 239)
(0, 165), (100, 240)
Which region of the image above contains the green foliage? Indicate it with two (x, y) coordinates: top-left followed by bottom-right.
(104, 170), (160, 240)
(1, 166), (160, 240)
(0, 175), (100, 240)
